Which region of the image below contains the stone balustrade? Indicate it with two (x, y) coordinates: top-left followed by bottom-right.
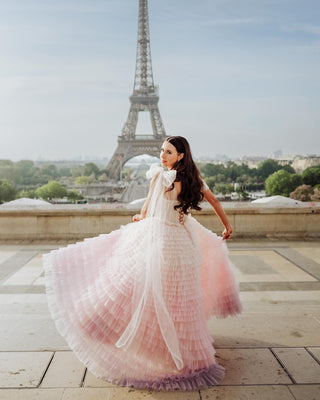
(0, 206), (319, 241)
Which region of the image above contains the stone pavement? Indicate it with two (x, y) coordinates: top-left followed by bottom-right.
(0, 240), (319, 400)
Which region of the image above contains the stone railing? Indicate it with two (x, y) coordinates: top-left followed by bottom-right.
(0, 206), (319, 241)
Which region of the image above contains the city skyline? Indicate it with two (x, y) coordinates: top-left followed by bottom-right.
(0, 0), (319, 161)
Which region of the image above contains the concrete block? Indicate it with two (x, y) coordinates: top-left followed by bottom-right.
(208, 313), (320, 348)
(0, 217), (38, 239)
(0, 351), (53, 388)
(307, 347), (320, 363)
(83, 370), (116, 387)
(100, 216), (132, 233)
(273, 348), (320, 384)
(62, 387), (200, 399)
(229, 249), (316, 282)
(288, 384), (320, 400)
(69, 216), (101, 235)
(41, 351), (85, 388)
(217, 348), (291, 384)
(0, 317), (69, 351)
(200, 385), (295, 399)
(0, 388), (63, 400)
(37, 216), (71, 236)
(234, 213), (307, 235)
(306, 213), (320, 233)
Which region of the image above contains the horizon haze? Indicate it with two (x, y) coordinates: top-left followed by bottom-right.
(0, 0), (319, 161)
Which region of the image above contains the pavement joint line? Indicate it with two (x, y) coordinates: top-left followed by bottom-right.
(36, 351), (55, 388)
(80, 368), (88, 388)
(269, 348), (296, 385)
(287, 385), (299, 400)
(239, 281), (320, 291)
(305, 347), (320, 365)
(273, 248), (320, 281)
(229, 246), (290, 251)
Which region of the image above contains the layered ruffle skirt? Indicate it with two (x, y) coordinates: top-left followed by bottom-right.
(43, 215), (242, 391)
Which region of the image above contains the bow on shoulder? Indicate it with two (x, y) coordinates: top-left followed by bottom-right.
(146, 164), (176, 188)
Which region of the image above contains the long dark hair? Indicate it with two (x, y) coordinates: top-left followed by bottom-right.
(166, 136), (204, 214)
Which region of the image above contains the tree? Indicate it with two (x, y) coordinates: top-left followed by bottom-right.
(204, 177), (215, 191)
(36, 181), (68, 200)
(281, 164), (295, 174)
(302, 166), (320, 186)
(67, 190), (84, 203)
(200, 163), (225, 177)
(40, 164), (58, 179)
(19, 189), (37, 199)
(98, 173), (108, 182)
(75, 176), (89, 185)
(0, 179), (17, 203)
(236, 187), (250, 201)
(257, 159), (282, 180)
(82, 163), (100, 177)
(290, 185), (313, 201)
(214, 184), (233, 196)
(15, 160), (35, 185)
(58, 167), (72, 177)
(265, 170), (302, 196)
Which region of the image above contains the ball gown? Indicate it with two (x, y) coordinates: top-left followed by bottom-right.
(43, 165), (242, 391)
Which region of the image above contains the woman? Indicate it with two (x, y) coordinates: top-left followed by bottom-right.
(43, 136), (242, 391)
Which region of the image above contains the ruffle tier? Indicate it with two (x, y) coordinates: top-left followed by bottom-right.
(43, 216), (241, 391)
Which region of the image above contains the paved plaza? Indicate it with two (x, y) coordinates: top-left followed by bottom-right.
(0, 240), (319, 399)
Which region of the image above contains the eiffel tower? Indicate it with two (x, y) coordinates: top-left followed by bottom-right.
(107, 0), (168, 179)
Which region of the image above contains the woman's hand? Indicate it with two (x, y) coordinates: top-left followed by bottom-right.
(222, 225), (233, 240)
(132, 214), (143, 222)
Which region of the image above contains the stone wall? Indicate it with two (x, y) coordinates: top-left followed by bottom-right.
(0, 206), (319, 241)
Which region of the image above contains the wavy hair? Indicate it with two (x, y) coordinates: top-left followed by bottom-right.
(165, 136), (204, 214)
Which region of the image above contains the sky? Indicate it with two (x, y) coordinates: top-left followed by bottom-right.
(0, 0), (319, 162)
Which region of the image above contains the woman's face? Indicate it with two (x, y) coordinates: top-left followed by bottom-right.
(160, 141), (183, 170)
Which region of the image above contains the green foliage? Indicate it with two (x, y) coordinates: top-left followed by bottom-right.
(200, 163), (225, 177)
(236, 187), (250, 201)
(290, 185), (313, 202)
(281, 164), (295, 174)
(67, 190), (84, 203)
(82, 163), (99, 177)
(19, 189), (37, 199)
(265, 170), (302, 196)
(0, 179), (17, 203)
(40, 164), (58, 179)
(75, 176), (89, 185)
(36, 181), (68, 200)
(302, 166), (320, 186)
(257, 159), (282, 180)
(213, 184), (234, 195)
(204, 177), (215, 191)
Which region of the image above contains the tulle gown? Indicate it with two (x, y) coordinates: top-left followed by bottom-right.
(43, 165), (242, 391)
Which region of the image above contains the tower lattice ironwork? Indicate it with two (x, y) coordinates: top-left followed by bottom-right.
(107, 0), (168, 179)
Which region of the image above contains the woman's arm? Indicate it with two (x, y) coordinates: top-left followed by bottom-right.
(203, 189), (233, 240)
(132, 173), (159, 222)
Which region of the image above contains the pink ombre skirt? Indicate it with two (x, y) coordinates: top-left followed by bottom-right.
(43, 216), (242, 391)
